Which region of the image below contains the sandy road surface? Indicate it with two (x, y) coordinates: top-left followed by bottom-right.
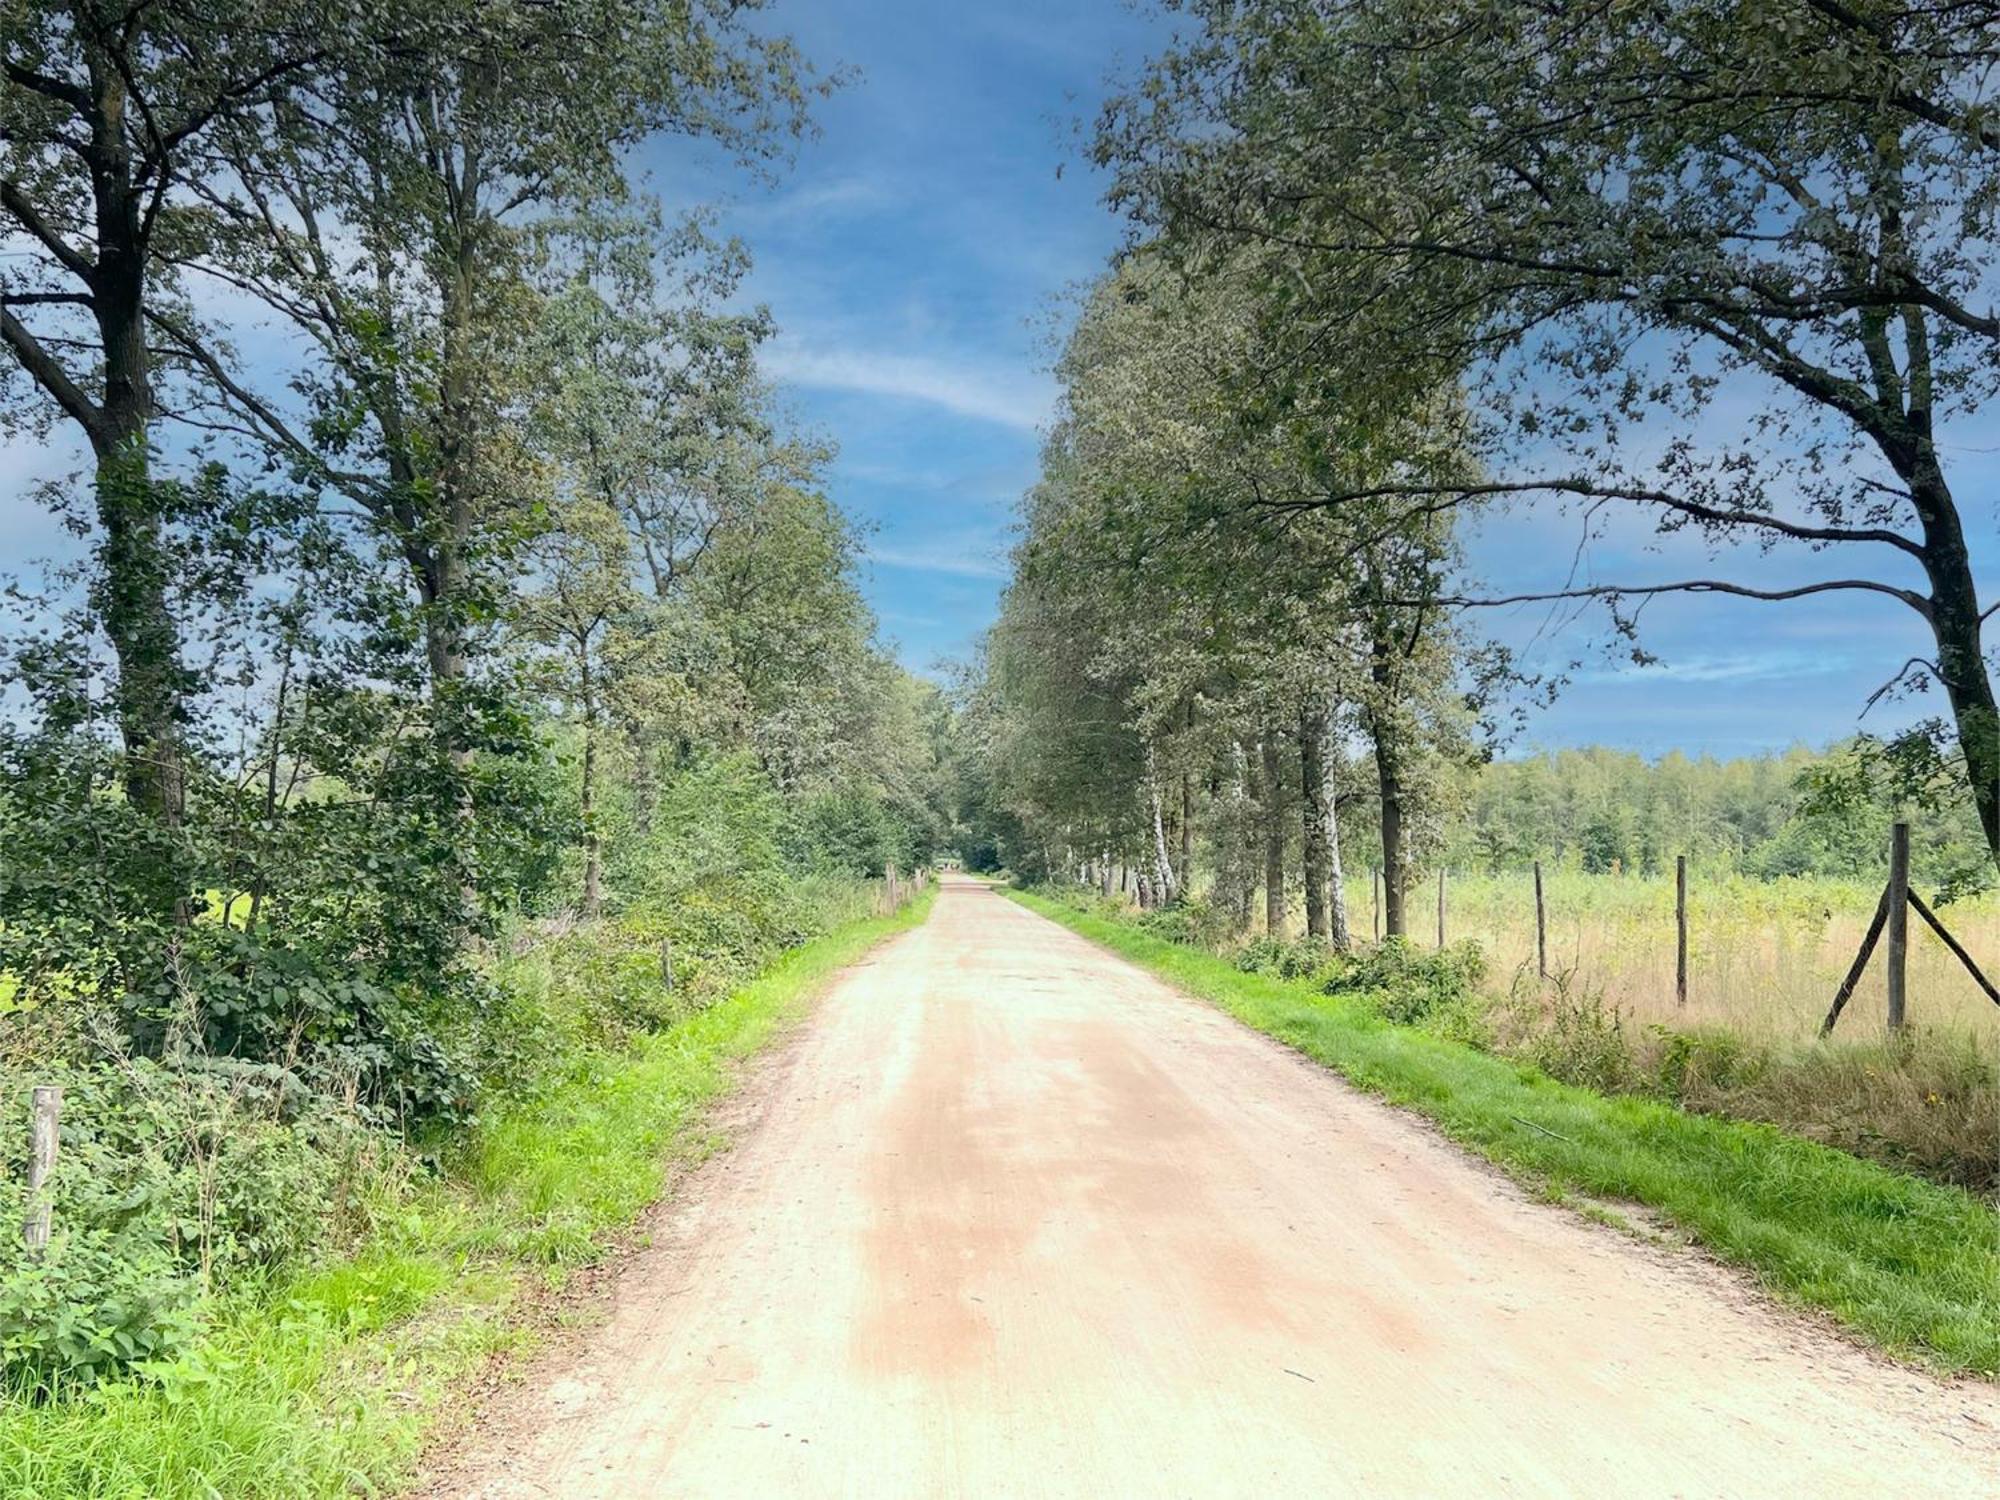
(434, 876), (2000, 1498)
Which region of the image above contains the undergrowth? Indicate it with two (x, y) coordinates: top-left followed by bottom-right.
(0, 884), (933, 1500)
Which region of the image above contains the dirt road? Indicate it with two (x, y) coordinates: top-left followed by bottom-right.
(435, 876), (2000, 1498)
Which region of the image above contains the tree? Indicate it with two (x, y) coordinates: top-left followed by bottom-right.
(0, 0), (337, 890)
(1099, 0), (2000, 862)
(518, 497), (637, 915)
(190, 0), (819, 731)
(975, 252), (1485, 937)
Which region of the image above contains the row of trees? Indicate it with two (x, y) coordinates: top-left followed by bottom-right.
(1454, 745), (1989, 884)
(958, 259), (1491, 939)
(965, 0), (2000, 916)
(0, 1), (949, 1116)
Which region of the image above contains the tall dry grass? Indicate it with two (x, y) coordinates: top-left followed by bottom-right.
(1423, 869), (2000, 1048)
(1402, 869), (2000, 1190)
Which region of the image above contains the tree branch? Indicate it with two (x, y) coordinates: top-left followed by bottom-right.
(1432, 576), (1932, 618)
(0, 304), (103, 442)
(0, 181), (99, 284)
(1251, 476), (1924, 556)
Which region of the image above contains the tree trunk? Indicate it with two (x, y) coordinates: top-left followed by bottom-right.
(93, 446), (186, 833)
(1261, 731), (1286, 937)
(580, 666), (601, 918)
(1300, 696), (1331, 939)
(1228, 740), (1255, 930)
(1372, 718), (1409, 938)
(1325, 728), (1352, 949)
(84, 100), (188, 926)
(47, 63), (191, 879)
(1179, 773), (1195, 896)
(1150, 772), (1178, 902)
(1907, 459), (2000, 862)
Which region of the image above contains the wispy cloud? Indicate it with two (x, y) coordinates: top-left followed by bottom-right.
(762, 341), (1055, 431)
(868, 538), (1011, 580)
(1575, 650), (1856, 687)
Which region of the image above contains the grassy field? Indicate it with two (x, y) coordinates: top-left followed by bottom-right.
(0, 887), (935, 1500)
(1427, 869), (2000, 1047)
(1012, 887), (2000, 1376)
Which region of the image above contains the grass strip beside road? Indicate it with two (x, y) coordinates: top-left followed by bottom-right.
(0, 888), (935, 1500)
(1008, 887), (2000, 1376)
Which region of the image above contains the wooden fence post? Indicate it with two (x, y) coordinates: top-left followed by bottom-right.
(1436, 868), (1447, 948)
(1908, 890), (2000, 1010)
(1675, 854), (1688, 1008)
(1534, 861), (1547, 980)
(1820, 882), (1891, 1037)
(25, 1085), (60, 1258)
(1886, 820), (1910, 1031)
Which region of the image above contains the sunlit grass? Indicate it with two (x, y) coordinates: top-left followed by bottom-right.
(1434, 869), (2000, 1047)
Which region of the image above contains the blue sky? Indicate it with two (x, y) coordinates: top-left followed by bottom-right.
(663, 0), (1997, 760)
(643, 1), (1162, 682)
(2, 0), (1991, 763)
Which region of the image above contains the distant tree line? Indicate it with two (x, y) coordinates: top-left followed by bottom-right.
(1449, 745), (1989, 888)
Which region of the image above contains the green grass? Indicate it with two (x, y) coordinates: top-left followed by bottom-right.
(0, 888), (935, 1500)
(1008, 888), (2000, 1375)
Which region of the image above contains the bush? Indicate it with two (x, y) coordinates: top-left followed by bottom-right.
(1275, 937), (1342, 981)
(1134, 897), (1237, 950)
(1650, 1024), (1768, 1104)
(1323, 937), (1487, 1026)
(477, 874), (884, 1100)
(1517, 974), (1635, 1093)
(1231, 934), (1287, 973)
(0, 1060), (385, 1386)
(0, 1221), (195, 1388)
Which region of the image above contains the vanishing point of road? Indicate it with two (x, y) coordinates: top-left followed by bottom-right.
(436, 876), (2000, 1498)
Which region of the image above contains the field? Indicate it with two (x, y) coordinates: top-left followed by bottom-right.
(1409, 869), (2000, 1049)
(1213, 868), (2000, 1191)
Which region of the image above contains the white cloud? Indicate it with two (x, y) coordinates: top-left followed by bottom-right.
(1576, 649), (1856, 687)
(762, 341), (1054, 431)
(759, 175), (900, 222)
(868, 539), (1011, 580)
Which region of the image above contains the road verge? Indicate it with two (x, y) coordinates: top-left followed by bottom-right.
(0, 888), (936, 1500)
(1008, 887), (2000, 1376)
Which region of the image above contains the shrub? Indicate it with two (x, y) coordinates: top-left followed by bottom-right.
(0, 1059), (388, 1386)
(1650, 1024), (1768, 1104)
(1134, 897), (1237, 950)
(1275, 936), (1342, 981)
(0, 1210), (196, 1388)
(1323, 937), (1487, 1026)
(1232, 934), (1287, 973)
(1517, 974), (1635, 1093)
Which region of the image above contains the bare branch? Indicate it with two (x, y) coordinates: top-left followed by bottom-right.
(1252, 476), (1925, 556)
(1432, 577), (1932, 618)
